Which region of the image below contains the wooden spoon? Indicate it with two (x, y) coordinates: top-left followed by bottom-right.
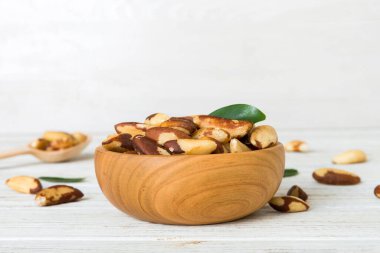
(0, 135), (91, 163)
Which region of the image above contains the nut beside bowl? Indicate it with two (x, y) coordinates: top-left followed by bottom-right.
(94, 143), (285, 225)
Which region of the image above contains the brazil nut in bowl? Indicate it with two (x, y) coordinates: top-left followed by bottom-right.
(94, 104), (285, 225)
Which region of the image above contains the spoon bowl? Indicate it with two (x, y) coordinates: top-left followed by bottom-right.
(0, 135), (91, 163)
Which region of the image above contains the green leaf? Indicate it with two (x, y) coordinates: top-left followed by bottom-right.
(39, 177), (85, 183)
(209, 104), (266, 123)
(284, 169), (298, 177)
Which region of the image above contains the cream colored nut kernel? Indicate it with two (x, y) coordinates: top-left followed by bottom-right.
(72, 132), (87, 144)
(284, 140), (308, 152)
(230, 138), (251, 153)
(332, 150), (367, 164)
(269, 196), (309, 213)
(160, 118), (198, 135)
(223, 143), (231, 153)
(191, 115), (253, 139)
(374, 185), (380, 199)
(146, 127), (191, 145)
(144, 113), (170, 126)
(42, 131), (76, 149)
(30, 138), (51, 150)
(164, 139), (217, 155)
(5, 176), (42, 194)
(35, 185), (84, 206)
(50, 139), (76, 149)
(114, 122), (147, 136)
(102, 133), (133, 152)
(312, 168), (360, 185)
(199, 136), (225, 154)
(192, 128), (230, 144)
(287, 185), (308, 201)
(249, 125), (278, 149)
(132, 135), (170, 155)
(42, 131), (75, 142)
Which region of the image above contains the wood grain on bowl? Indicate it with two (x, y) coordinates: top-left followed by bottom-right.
(94, 144), (285, 225)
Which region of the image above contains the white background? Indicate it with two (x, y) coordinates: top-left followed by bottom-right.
(0, 0), (379, 134)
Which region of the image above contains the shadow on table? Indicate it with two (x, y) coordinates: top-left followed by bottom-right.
(211, 207), (282, 226)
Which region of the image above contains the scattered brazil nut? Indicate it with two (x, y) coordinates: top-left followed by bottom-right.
(164, 139), (217, 155)
(192, 128), (230, 144)
(230, 138), (252, 153)
(269, 196), (309, 213)
(287, 185), (308, 201)
(114, 122), (148, 136)
(249, 125), (278, 149)
(35, 185), (84, 206)
(332, 150), (367, 165)
(191, 115), (253, 139)
(132, 135), (170, 155)
(146, 127), (191, 145)
(144, 113), (170, 126)
(312, 168), (360, 185)
(5, 176), (43, 194)
(102, 133), (133, 152)
(284, 140), (308, 152)
(374, 185), (380, 199)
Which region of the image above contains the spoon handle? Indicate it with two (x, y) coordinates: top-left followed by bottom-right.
(0, 148), (32, 159)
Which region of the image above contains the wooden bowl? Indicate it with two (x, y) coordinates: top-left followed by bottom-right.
(94, 143), (285, 225)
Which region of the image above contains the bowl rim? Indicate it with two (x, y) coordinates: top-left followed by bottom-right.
(95, 142), (283, 158)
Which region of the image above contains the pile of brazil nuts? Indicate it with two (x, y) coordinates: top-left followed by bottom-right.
(102, 113), (278, 155)
(30, 131), (87, 151)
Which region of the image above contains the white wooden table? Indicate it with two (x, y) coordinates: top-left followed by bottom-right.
(1, 129), (380, 252)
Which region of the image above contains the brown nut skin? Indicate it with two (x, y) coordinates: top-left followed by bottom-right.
(249, 125), (278, 149)
(144, 113), (170, 126)
(5, 176), (43, 194)
(102, 133), (133, 152)
(192, 128), (230, 144)
(269, 196), (309, 213)
(164, 139), (217, 155)
(114, 122), (148, 136)
(332, 150), (367, 164)
(35, 185), (84, 206)
(284, 140), (308, 152)
(230, 138), (252, 153)
(30, 138), (51, 150)
(160, 118), (198, 135)
(374, 185), (380, 199)
(312, 168), (360, 185)
(145, 127), (191, 145)
(287, 185), (308, 201)
(132, 135), (170, 155)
